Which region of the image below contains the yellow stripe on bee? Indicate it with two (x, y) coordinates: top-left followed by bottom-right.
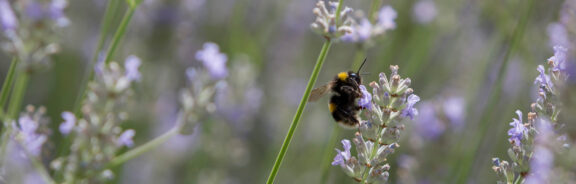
(337, 72), (348, 81)
(329, 103), (336, 112)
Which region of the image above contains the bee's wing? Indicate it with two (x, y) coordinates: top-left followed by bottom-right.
(308, 82), (333, 102)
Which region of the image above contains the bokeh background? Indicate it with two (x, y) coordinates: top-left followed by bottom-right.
(0, 0), (573, 183)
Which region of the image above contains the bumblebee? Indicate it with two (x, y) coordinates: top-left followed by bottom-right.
(309, 59), (367, 128)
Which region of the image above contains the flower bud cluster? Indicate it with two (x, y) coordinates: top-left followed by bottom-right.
(0, 0), (69, 72)
(310, 0), (354, 40)
(178, 42), (228, 134)
(333, 65), (420, 183)
(50, 56), (141, 182)
(11, 105), (50, 157)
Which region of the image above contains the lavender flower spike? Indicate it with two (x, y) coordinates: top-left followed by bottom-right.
(195, 42), (228, 79)
(59, 111), (76, 135)
(507, 110), (526, 146)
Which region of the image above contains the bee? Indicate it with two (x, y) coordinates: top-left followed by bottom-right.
(308, 58), (367, 128)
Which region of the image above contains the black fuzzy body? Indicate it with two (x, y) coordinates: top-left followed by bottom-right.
(329, 71), (363, 128)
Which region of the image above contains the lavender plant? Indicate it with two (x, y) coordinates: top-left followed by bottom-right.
(50, 56), (142, 183)
(267, 0), (352, 183)
(333, 65), (420, 183)
(492, 46), (572, 183)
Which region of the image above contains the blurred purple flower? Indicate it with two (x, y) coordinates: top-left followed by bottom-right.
(547, 23), (570, 49)
(0, 0), (18, 31)
(412, 0), (437, 24)
(507, 110), (526, 146)
(377, 6), (397, 31)
(414, 102), (444, 139)
(332, 139), (351, 167)
(186, 68), (196, 81)
(14, 116), (47, 156)
(549, 46), (567, 72)
(195, 42), (228, 79)
(525, 120), (554, 184)
(49, 0), (69, 26)
(125, 55), (142, 82)
(59, 111), (75, 135)
(25, 0), (69, 27)
(401, 94), (420, 120)
(358, 85), (372, 110)
(341, 19), (373, 43)
(443, 97), (466, 130)
(117, 129), (135, 147)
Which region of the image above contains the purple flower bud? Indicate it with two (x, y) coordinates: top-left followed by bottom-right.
(125, 55), (142, 82)
(401, 94), (420, 119)
(59, 111), (75, 135)
(0, 0), (18, 31)
(507, 110), (526, 146)
(414, 102), (444, 139)
(358, 85), (372, 110)
(534, 65), (552, 88)
(195, 42), (228, 79)
(117, 129), (135, 147)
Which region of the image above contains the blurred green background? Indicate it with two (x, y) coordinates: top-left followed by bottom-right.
(0, 0), (571, 183)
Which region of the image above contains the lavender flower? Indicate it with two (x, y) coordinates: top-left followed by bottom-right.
(125, 55), (142, 82)
(414, 102), (444, 139)
(358, 85), (372, 110)
(12, 106), (49, 157)
(547, 23), (570, 49)
(195, 42), (228, 79)
(548, 46), (567, 72)
(59, 111), (75, 135)
(443, 97), (466, 129)
(310, 0), (354, 39)
(332, 139), (352, 167)
(507, 110), (526, 146)
(117, 129), (136, 148)
(377, 6), (397, 31)
(400, 94), (420, 120)
(0, 0), (18, 31)
(341, 5), (397, 44)
(412, 0), (437, 24)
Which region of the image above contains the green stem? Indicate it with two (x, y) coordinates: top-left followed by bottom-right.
(72, 0), (120, 115)
(103, 5), (137, 64)
(0, 57), (18, 118)
(319, 126), (341, 183)
(7, 72), (29, 120)
(266, 40), (333, 184)
(368, 0), (382, 22)
(107, 126), (179, 168)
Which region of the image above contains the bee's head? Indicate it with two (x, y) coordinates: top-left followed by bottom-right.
(348, 71), (362, 85)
